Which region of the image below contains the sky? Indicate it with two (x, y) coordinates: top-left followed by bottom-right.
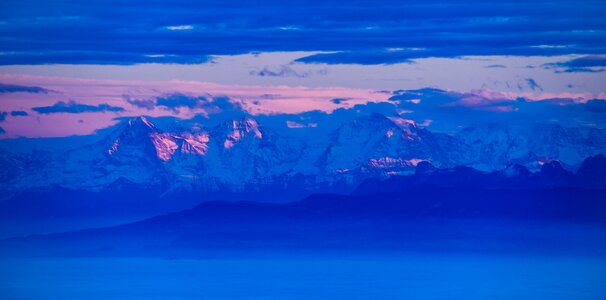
(0, 0), (605, 137)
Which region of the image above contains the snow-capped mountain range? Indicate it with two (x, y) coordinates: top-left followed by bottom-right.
(1, 114), (605, 197)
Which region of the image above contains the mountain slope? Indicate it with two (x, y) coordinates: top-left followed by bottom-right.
(1, 115), (605, 198)
(458, 123), (606, 170)
(319, 113), (469, 177)
(2, 186), (605, 257)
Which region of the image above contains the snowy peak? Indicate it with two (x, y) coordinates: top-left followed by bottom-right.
(386, 116), (419, 139)
(107, 117), (213, 162)
(118, 116), (157, 141)
(149, 133), (179, 161)
(335, 113), (420, 141)
(456, 123), (606, 169)
(175, 132), (210, 156)
(108, 116), (159, 157)
(322, 113), (433, 174)
(128, 116), (156, 130)
(121, 116), (158, 140)
(4, 112), (606, 195)
(218, 117), (263, 149)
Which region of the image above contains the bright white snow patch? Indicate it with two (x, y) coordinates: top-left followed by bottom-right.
(151, 133), (178, 161)
(286, 121), (306, 128)
(367, 157), (427, 169)
(165, 25), (193, 30)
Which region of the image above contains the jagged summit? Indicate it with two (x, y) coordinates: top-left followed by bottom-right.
(108, 116), (213, 162)
(108, 116), (160, 157)
(128, 116), (156, 129)
(332, 113), (421, 142)
(346, 113), (415, 131)
(120, 116), (158, 139)
(215, 117), (263, 149)
(2, 114), (606, 194)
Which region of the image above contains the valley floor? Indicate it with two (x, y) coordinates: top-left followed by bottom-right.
(1, 255), (605, 300)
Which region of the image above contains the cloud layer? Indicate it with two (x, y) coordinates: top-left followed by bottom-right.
(389, 88), (606, 131)
(0, 74), (604, 137)
(32, 101), (125, 114)
(543, 55), (606, 73)
(127, 94), (240, 115)
(0, 83), (52, 93)
(1, 0), (605, 65)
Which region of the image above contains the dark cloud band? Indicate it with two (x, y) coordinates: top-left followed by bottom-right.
(32, 101), (125, 114)
(125, 94), (240, 114)
(0, 83), (52, 94)
(1, 0), (605, 65)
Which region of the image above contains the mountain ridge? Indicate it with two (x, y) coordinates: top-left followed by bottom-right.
(2, 185), (605, 257)
(1, 115), (606, 198)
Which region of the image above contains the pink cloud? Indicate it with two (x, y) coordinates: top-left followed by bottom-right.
(444, 91), (513, 111)
(442, 88), (599, 112)
(466, 88), (605, 104)
(1, 74), (603, 138)
(0, 74), (391, 137)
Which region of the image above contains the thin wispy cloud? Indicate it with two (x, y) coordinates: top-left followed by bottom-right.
(543, 55), (606, 73)
(32, 101), (125, 114)
(525, 78), (543, 92)
(250, 66), (327, 78)
(125, 97), (156, 110)
(0, 83), (53, 94)
(485, 65), (507, 69)
(10, 111), (28, 116)
(296, 51), (418, 65)
(165, 25), (193, 31)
